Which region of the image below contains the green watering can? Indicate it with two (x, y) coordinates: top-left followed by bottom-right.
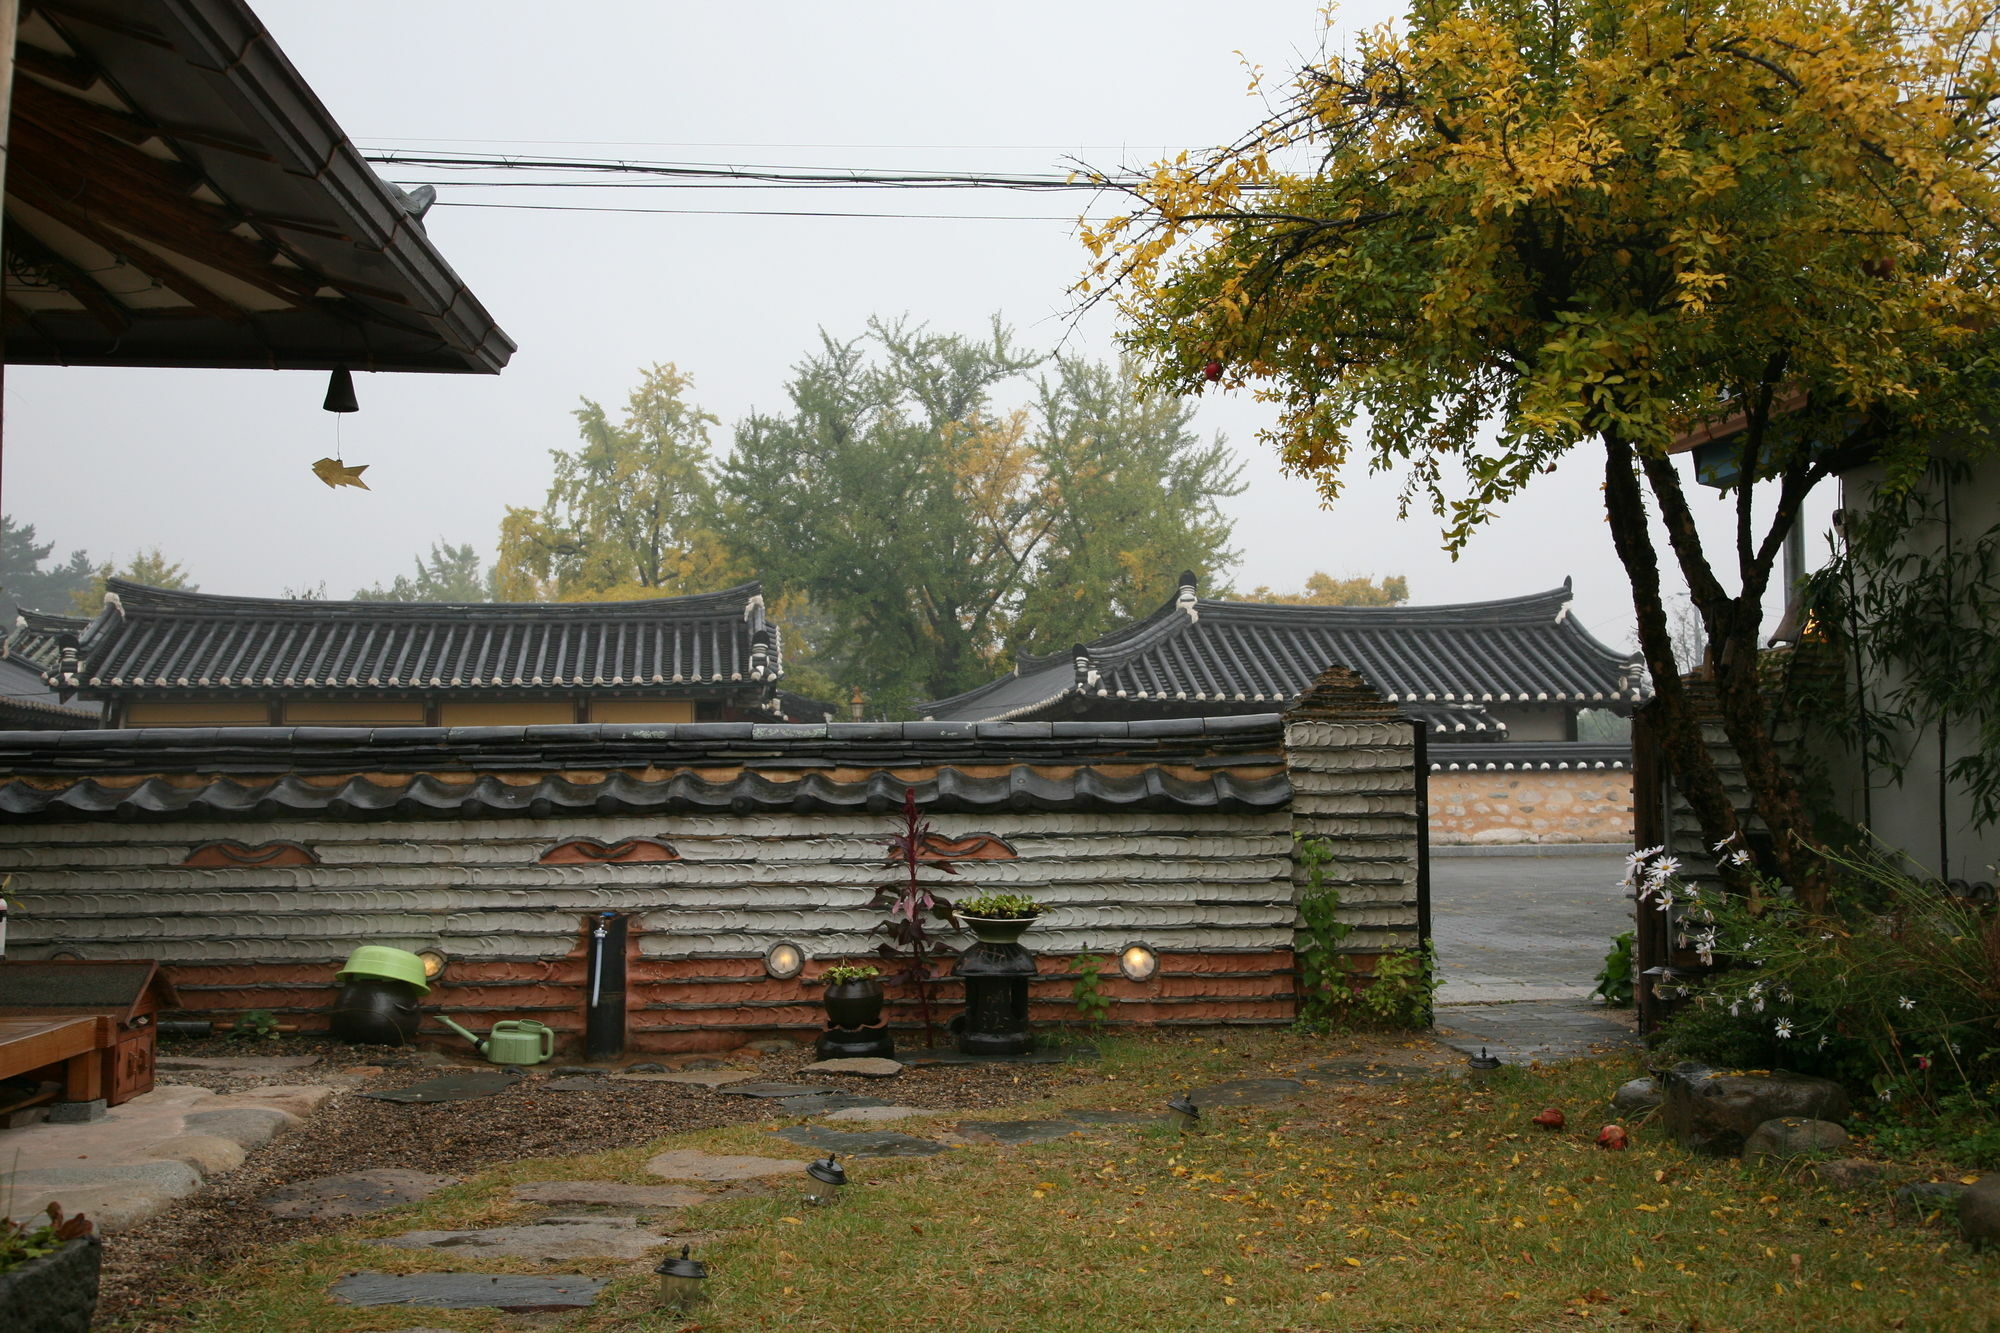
(437, 1016), (556, 1066)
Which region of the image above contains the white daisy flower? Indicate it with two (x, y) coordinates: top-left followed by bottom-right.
(1898, 996), (1916, 1011)
(1774, 1019), (1793, 1038)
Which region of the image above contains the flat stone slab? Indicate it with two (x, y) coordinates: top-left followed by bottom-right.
(330, 1273), (606, 1311)
(617, 1069), (759, 1088)
(717, 1081), (829, 1099)
(363, 1072), (521, 1104)
(956, 1119), (1086, 1145)
(775, 1125), (950, 1157)
(898, 1044), (1096, 1067)
(182, 1106), (299, 1147)
(541, 1077), (602, 1092)
(262, 1169), (459, 1219)
(373, 1218), (670, 1261)
(511, 1180), (709, 1209)
(154, 1054), (322, 1072)
(1433, 1001), (1640, 1064)
(1292, 1058), (1438, 1085)
(1067, 1110), (1162, 1125)
(646, 1149), (808, 1181)
(822, 1105), (933, 1123)
(1190, 1078), (1308, 1108)
(799, 1058), (904, 1077)
(765, 1091), (893, 1116)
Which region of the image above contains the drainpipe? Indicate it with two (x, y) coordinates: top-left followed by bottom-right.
(584, 911), (627, 1060)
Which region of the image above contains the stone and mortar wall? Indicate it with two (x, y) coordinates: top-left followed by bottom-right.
(1284, 720), (1421, 956)
(0, 806), (1295, 1053)
(1429, 769), (1635, 845)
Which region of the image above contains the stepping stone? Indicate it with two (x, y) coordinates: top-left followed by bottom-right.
(822, 1105), (932, 1123)
(1190, 1078), (1308, 1108)
(181, 1106), (299, 1148)
(1068, 1110), (1162, 1125)
(1293, 1058), (1433, 1084)
(262, 1169), (458, 1219)
(647, 1149), (807, 1181)
(330, 1273), (605, 1311)
(542, 1077), (601, 1092)
(512, 1180), (709, 1209)
(617, 1069), (759, 1088)
(372, 1217), (671, 1261)
(769, 1091), (892, 1116)
(718, 1081), (828, 1099)
(800, 1057), (904, 1078)
(898, 1044), (1096, 1067)
(154, 1054), (322, 1072)
(363, 1071), (521, 1104)
(775, 1125), (950, 1157)
(956, 1119), (1084, 1146)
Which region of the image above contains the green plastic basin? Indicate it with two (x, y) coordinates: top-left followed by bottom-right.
(334, 945), (431, 994)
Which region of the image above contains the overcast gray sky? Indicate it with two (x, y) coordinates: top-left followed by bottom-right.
(2, 0), (1830, 652)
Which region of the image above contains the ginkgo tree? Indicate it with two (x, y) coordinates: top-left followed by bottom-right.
(1084, 0), (2000, 902)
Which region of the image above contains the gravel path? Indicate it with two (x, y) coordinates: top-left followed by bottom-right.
(100, 1039), (1094, 1331)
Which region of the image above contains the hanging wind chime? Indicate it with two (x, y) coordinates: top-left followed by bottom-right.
(312, 366), (370, 490)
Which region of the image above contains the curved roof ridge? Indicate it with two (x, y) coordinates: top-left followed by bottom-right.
(102, 578), (767, 619)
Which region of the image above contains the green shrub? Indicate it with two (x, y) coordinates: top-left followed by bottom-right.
(1070, 954), (1111, 1030)
(1293, 836), (1435, 1032)
(821, 964), (880, 985)
(1591, 930), (1635, 1007)
(956, 892), (1042, 919)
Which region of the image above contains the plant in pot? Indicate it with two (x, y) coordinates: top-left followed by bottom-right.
(0, 1201), (100, 1333)
(955, 892), (1044, 946)
(819, 964), (884, 1029)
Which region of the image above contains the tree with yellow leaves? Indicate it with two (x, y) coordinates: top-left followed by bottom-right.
(1242, 572), (1409, 607)
(494, 363), (742, 602)
(1085, 0), (2000, 902)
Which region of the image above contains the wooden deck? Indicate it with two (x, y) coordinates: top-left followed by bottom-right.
(0, 1014), (106, 1103)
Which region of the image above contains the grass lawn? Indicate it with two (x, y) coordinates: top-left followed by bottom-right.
(130, 1032), (2000, 1333)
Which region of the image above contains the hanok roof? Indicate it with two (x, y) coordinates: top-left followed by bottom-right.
(924, 576), (1647, 722)
(60, 580), (780, 698)
(0, 612), (98, 727)
(3, 0), (512, 372)
(5, 610), (88, 673)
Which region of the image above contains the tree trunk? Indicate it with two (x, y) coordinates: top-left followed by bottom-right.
(1601, 436), (1751, 869)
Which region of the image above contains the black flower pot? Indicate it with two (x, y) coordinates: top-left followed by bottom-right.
(822, 978), (884, 1029)
(0, 1236), (102, 1333)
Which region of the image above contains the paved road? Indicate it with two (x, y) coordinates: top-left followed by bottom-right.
(1430, 851), (1633, 1007)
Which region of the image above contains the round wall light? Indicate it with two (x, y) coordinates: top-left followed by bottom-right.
(765, 941), (805, 979)
(1119, 944), (1159, 982)
(417, 948), (449, 981)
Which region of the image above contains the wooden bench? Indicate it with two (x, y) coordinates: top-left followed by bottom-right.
(0, 960), (178, 1106)
(0, 1015), (106, 1106)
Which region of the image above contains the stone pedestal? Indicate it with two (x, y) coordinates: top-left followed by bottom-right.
(952, 941), (1035, 1056)
(815, 1022), (894, 1061)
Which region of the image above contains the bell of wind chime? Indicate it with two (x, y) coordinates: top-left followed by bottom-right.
(313, 366), (370, 489)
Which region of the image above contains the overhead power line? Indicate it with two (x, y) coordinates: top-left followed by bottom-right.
(429, 201), (1097, 221)
(364, 151), (1124, 191)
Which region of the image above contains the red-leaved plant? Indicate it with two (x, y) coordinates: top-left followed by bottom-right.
(870, 786), (958, 1047)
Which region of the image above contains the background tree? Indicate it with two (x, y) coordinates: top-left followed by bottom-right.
(73, 548), (196, 615)
(0, 516), (94, 621)
(354, 542), (496, 602)
(1007, 355), (1243, 655)
(1085, 0), (2000, 902)
(1240, 572), (1409, 607)
(719, 319), (1242, 715)
(495, 363), (740, 601)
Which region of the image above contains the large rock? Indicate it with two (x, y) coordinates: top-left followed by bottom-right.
(1959, 1174), (2000, 1249)
(1742, 1117), (1849, 1162)
(799, 1058), (903, 1078)
(147, 1133), (248, 1177)
(1805, 1158), (1896, 1191)
(1612, 1078), (1662, 1114)
(1659, 1063), (1849, 1156)
(181, 1106), (299, 1148)
(1895, 1181), (1968, 1222)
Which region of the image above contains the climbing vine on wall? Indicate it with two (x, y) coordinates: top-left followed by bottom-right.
(1293, 837), (1434, 1032)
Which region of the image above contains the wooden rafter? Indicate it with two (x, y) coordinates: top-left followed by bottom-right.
(1, 215), (131, 331)
(7, 192), (245, 323)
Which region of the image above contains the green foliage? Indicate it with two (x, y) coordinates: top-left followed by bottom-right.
(821, 964), (880, 985)
(229, 1008), (282, 1042)
(956, 892), (1042, 920)
(0, 515), (93, 621)
(0, 1202), (91, 1276)
(1238, 573), (1408, 606)
(353, 541), (495, 602)
(496, 363), (740, 603)
(717, 319), (1242, 716)
(1293, 837), (1434, 1032)
(72, 547), (195, 615)
(1591, 930), (1635, 1008)
(1649, 845), (2000, 1128)
(1069, 954), (1112, 1031)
